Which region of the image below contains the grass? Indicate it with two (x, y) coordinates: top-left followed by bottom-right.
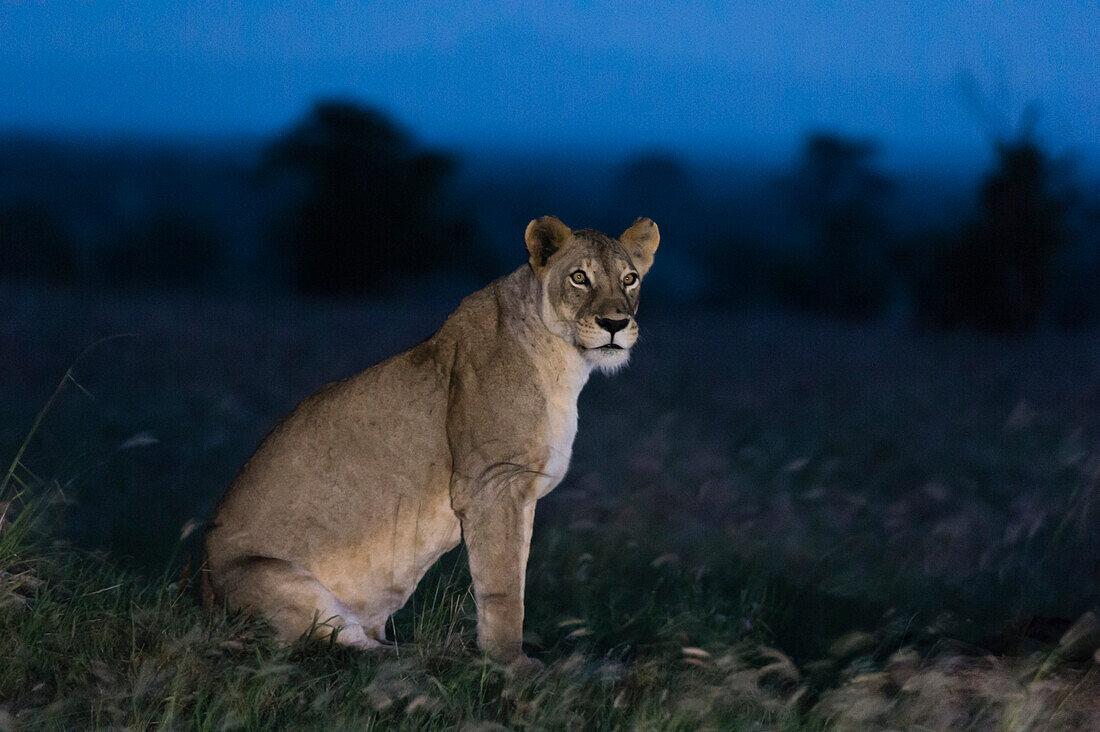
(2, 477), (806, 729)
(4, 422), (1096, 729)
(4, 284), (1100, 727)
(0, 367), (809, 728)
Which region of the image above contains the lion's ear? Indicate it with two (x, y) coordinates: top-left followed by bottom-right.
(620, 218), (659, 275)
(525, 216), (571, 272)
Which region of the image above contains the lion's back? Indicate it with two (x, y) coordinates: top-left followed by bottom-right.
(203, 342), (453, 575)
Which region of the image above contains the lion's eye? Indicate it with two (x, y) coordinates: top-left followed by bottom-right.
(570, 270), (588, 286)
(622, 273), (638, 286)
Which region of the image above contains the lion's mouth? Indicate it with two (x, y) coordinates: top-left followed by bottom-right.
(597, 343), (623, 351)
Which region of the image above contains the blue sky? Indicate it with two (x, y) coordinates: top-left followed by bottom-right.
(3, 2), (1098, 169)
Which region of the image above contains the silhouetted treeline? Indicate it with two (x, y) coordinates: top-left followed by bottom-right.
(0, 136), (256, 290)
(768, 133), (896, 319)
(259, 101), (489, 297)
(0, 99), (1097, 331)
(0, 200), (77, 283)
(911, 120), (1078, 332)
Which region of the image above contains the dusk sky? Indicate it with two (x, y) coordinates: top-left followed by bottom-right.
(3, 2), (1098, 170)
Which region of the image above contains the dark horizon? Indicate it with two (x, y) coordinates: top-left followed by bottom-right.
(4, 119), (1095, 185)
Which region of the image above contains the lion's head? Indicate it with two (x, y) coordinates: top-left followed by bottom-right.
(524, 216), (659, 374)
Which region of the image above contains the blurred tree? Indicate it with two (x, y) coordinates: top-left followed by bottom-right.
(261, 100), (486, 297)
(914, 103), (1074, 332)
(96, 211), (225, 289)
(778, 132), (895, 318)
(0, 200), (78, 284)
(612, 152), (712, 302)
(614, 153), (690, 221)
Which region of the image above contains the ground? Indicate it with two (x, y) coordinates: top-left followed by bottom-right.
(2, 283), (1100, 728)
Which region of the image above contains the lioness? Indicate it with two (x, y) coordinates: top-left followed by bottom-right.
(202, 216), (659, 663)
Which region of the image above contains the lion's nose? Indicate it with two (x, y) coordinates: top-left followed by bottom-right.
(595, 317), (629, 335)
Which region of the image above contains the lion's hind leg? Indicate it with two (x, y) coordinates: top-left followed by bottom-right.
(213, 556), (381, 649)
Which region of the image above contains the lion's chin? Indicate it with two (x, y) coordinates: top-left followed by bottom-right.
(581, 345), (631, 375)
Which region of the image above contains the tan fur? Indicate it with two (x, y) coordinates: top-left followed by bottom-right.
(202, 217), (659, 662)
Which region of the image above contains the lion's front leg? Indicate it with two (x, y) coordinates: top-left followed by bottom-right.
(456, 481), (537, 663)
